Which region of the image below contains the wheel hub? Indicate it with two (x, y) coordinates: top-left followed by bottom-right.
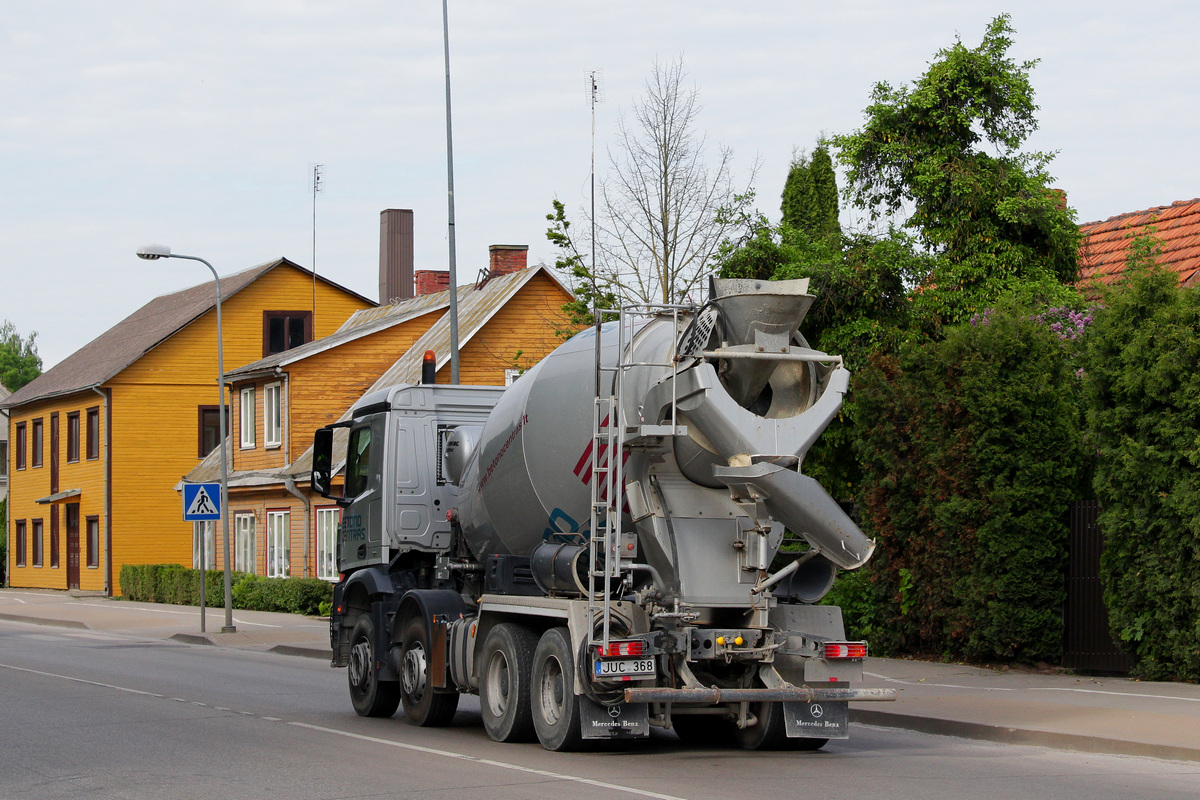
(349, 640), (372, 689)
(485, 651), (511, 716)
(402, 642), (428, 699)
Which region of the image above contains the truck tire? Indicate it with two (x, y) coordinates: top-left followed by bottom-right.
(735, 700), (787, 750)
(479, 623), (537, 743)
(348, 615), (400, 718)
(531, 627), (584, 752)
(734, 701), (827, 751)
(399, 615), (459, 727)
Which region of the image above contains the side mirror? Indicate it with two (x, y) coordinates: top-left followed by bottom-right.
(311, 427), (335, 498)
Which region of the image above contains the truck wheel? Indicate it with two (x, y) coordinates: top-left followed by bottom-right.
(479, 623), (537, 743)
(399, 615), (459, 727)
(531, 627), (584, 752)
(347, 616), (400, 718)
(734, 701), (826, 750)
(735, 700), (788, 750)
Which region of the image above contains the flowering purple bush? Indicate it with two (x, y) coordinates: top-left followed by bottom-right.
(1031, 306), (1093, 340)
(969, 308), (995, 327)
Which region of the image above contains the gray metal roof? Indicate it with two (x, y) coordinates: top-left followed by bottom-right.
(3, 258), (374, 409)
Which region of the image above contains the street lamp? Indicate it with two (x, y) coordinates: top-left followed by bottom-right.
(137, 244), (236, 634)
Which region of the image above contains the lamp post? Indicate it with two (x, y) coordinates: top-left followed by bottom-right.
(137, 244), (236, 634)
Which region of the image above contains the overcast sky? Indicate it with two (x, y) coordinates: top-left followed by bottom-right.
(4, 1), (1198, 370)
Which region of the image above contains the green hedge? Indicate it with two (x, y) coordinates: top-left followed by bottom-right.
(854, 305), (1086, 662)
(120, 564), (333, 616)
(1084, 262), (1200, 681)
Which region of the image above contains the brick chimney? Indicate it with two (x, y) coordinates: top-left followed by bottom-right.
(414, 270), (451, 296)
(488, 245), (528, 278)
(379, 209), (414, 304)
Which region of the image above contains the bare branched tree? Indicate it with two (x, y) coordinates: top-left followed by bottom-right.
(594, 58), (755, 305)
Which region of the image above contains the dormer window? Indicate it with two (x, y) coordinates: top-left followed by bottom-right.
(263, 311), (312, 357)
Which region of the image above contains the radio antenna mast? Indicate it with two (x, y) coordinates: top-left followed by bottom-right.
(311, 163), (323, 328)
(588, 70), (604, 298)
(588, 69), (604, 395)
(443, 0), (461, 383)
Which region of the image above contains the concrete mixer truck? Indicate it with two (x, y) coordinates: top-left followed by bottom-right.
(310, 277), (895, 751)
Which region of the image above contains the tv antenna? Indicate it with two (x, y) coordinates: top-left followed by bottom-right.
(311, 163), (323, 327)
(587, 71), (604, 294)
(588, 69), (604, 394)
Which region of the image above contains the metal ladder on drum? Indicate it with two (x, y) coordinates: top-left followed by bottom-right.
(585, 302), (689, 650)
(587, 328), (623, 649)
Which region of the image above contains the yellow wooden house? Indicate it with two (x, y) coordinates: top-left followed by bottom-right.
(181, 247), (580, 580)
(2, 258), (374, 594)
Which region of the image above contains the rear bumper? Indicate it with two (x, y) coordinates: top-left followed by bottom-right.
(623, 686), (896, 704)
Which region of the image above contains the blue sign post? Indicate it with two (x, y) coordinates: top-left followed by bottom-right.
(182, 482), (222, 633)
(183, 483), (222, 521)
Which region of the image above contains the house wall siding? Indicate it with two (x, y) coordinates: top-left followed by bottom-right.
(5, 392), (107, 592)
(229, 309), (441, 475)
(284, 311), (443, 443)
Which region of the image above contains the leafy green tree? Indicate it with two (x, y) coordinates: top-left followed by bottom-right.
(831, 14), (1080, 333)
(1084, 246), (1200, 680)
(545, 199), (619, 332)
(780, 159), (813, 237)
(0, 320), (42, 391)
(781, 145), (840, 243)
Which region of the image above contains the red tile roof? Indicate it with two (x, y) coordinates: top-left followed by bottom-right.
(1078, 198), (1200, 288)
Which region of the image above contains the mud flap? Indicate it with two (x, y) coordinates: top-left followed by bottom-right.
(784, 700), (849, 739)
(580, 699), (650, 740)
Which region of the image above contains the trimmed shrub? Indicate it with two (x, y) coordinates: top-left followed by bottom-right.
(1084, 263), (1200, 681)
(854, 305), (1086, 662)
(119, 564), (331, 616)
(120, 564), (175, 602)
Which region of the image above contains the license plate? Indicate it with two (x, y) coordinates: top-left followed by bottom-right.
(594, 657), (656, 680)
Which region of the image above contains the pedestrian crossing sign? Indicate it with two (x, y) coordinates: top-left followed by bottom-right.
(183, 482), (222, 521)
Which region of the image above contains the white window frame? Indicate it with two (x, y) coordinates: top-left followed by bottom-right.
(192, 521), (215, 571)
(504, 369), (521, 386)
(264, 382), (282, 448)
(266, 509), (290, 578)
(235, 513), (256, 574)
(239, 387), (256, 449)
(316, 507), (340, 581)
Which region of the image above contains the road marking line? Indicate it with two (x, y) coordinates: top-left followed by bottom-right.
(864, 672), (1200, 703)
(0, 663), (167, 699)
(289, 721), (687, 800)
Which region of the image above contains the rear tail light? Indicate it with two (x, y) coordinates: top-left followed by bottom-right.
(822, 642), (867, 660)
(596, 640), (644, 657)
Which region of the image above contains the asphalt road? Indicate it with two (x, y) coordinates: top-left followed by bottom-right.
(1, 620), (1197, 800)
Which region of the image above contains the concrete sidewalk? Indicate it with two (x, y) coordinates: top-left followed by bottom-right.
(3, 587), (1198, 761)
(0, 587), (330, 658)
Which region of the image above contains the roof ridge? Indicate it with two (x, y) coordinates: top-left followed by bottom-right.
(1080, 198), (1200, 229)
